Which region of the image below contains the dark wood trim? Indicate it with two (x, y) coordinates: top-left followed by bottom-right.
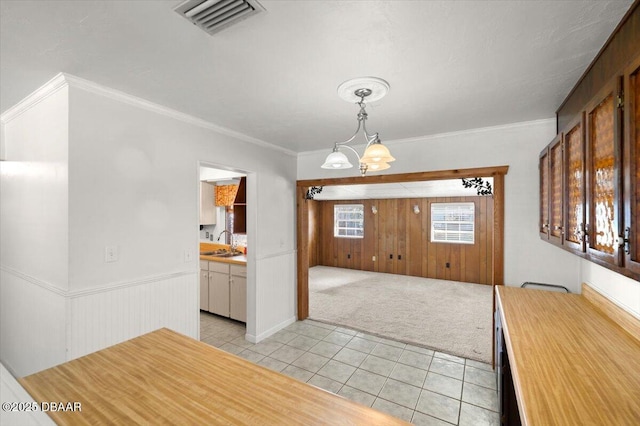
(296, 186), (309, 319)
(297, 166), (509, 188)
(296, 166), (509, 320)
(493, 174), (505, 287)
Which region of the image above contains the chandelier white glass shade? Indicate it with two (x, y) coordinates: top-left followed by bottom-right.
(321, 77), (394, 176)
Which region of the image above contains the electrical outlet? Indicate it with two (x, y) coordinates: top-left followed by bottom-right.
(372, 256), (376, 261)
(446, 262), (450, 268)
(105, 245), (118, 263)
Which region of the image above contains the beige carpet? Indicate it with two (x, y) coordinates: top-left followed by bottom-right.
(309, 266), (493, 363)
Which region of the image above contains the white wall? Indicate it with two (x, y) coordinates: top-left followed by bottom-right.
(0, 84), (70, 376)
(0, 86), (69, 290)
(0, 74), (297, 376)
(297, 119), (583, 291)
(581, 261), (640, 319)
(66, 81), (297, 342)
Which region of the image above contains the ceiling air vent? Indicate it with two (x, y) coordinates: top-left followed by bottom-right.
(174, 0), (265, 36)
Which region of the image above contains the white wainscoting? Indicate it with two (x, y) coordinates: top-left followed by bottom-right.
(0, 267), (198, 376)
(248, 250), (296, 342)
(0, 268), (67, 377)
(68, 272), (199, 359)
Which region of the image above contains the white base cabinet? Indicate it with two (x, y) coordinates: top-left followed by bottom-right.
(200, 269), (209, 311)
(199, 260), (246, 323)
(230, 264), (247, 322)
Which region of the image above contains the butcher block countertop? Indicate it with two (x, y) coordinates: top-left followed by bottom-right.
(496, 285), (640, 425)
(20, 328), (409, 425)
(200, 242), (247, 265)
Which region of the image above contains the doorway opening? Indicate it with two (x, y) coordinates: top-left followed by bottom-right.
(297, 166), (508, 363)
(198, 163), (249, 338)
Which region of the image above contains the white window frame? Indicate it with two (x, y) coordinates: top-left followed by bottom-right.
(431, 202), (475, 244)
(334, 204), (364, 239)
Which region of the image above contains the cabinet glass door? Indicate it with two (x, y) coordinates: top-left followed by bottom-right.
(624, 60), (640, 274)
(539, 149), (550, 239)
(586, 81), (621, 266)
(563, 115), (586, 252)
(549, 135), (564, 244)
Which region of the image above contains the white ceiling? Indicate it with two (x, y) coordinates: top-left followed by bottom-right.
(0, 1), (633, 154)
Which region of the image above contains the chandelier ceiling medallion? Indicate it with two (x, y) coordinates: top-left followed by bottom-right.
(321, 77), (394, 176)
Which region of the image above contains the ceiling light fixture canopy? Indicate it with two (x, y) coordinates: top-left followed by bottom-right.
(321, 77), (394, 176)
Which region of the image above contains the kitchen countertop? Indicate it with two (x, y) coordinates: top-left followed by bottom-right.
(200, 253), (247, 265)
(496, 285), (640, 425)
(199, 242), (247, 266)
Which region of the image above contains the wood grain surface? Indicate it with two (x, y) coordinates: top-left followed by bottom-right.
(497, 286), (640, 425)
(199, 243), (247, 265)
(582, 283), (640, 342)
(20, 328), (410, 425)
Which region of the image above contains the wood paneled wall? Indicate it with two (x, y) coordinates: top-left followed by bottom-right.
(313, 196), (494, 285)
(308, 200), (320, 267)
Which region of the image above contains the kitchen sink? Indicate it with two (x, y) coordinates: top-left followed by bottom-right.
(201, 250), (243, 257)
(212, 252), (243, 258)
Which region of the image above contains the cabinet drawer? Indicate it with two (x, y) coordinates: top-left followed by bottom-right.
(230, 264), (246, 277)
(199, 260), (209, 270)
(209, 261), (230, 274)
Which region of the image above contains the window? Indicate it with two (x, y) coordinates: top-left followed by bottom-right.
(334, 204), (364, 238)
(431, 202), (475, 244)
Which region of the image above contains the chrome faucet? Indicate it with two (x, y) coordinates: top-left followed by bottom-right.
(217, 230), (236, 250)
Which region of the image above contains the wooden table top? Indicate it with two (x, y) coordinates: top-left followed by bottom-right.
(496, 286), (640, 425)
(20, 328), (409, 425)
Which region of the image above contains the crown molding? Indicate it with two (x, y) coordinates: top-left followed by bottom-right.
(298, 117), (556, 157)
(1, 72), (296, 156)
(387, 117), (556, 147)
(0, 73), (68, 124)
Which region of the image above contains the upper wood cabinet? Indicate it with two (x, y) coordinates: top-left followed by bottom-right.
(232, 177), (247, 234)
(542, 2), (639, 281)
(539, 69), (639, 281)
(539, 133), (565, 245)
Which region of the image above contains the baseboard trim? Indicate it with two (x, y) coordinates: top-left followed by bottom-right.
(245, 316), (296, 343)
(582, 283), (640, 342)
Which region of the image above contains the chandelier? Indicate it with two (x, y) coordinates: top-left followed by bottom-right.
(321, 77), (394, 176)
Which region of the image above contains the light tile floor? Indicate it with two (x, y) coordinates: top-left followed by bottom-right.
(200, 312), (499, 426)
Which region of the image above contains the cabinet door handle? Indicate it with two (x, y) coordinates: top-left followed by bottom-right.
(619, 227), (631, 254)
